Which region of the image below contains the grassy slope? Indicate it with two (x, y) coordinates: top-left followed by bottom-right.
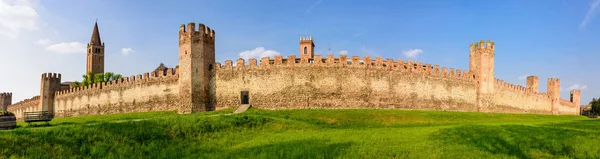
(1, 108), (599, 159)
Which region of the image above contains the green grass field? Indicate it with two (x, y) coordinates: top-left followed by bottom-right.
(1, 108), (599, 158)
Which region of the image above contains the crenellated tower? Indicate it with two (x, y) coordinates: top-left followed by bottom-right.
(0, 92), (12, 111)
(40, 73), (61, 114)
(86, 22), (105, 75)
(178, 22), (216, 114)
(526, 76), (539, 93)
(570, 90), (581, 107)
(547, 78), (561, 114)
(300, 36), (315, 60)
(470, 40), (495, 112)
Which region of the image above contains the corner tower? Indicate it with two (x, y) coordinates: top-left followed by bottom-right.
(0, 92), (11, 111)
(86, 22), (105, 75)
(470, 40), (495, 112)
(178, 22), (216, 114)
(300, 36), (315, 59)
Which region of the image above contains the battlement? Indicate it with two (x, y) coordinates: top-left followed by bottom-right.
(548, 78), (561, 83)
(300, 36), (313, 42)
(55, 68), (178, 96)
(470, 40), (495, 51)
(9, 96), (40, 107)
(41, 72), (61, 80)
(179, 22), (215, 39)
(494, 78), (550, 98)
(0, 92), (11, 98)
(215, 54), (478, 83)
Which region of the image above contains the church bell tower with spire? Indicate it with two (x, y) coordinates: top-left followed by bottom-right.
(86, 21), (105, 75)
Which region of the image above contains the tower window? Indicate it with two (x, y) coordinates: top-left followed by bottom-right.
(304, 46), (307, 54)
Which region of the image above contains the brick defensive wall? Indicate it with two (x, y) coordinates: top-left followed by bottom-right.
(2, 22), (581, 120)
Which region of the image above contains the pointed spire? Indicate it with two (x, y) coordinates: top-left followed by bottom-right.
(90, 21), (101, 45)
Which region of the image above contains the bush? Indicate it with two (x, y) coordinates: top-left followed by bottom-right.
(0, 111), (14, 117)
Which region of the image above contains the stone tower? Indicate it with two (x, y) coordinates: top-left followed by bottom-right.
(547, 78), (561, 114)
(86, 22), (105, 75)
(570, 90), (581, 106)
(40, 73), (61, 114)
(526, 76), (539, 93)
(470, 40), (495, 112)
(300, 36), (315, 60)
(0, 92), (12, 111)
(178, 22), (216, 114)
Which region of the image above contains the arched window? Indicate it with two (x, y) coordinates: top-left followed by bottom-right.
(304, 46), (307, 54)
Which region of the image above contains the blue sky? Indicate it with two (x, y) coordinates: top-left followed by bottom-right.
(0, 0), (599, 104)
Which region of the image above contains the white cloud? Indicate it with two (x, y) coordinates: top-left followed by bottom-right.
(402, 48), (424, 58)
(339, 50), (348, 56)
(45, 42), (86, 54)
(353, 32), (363, 37)
(0, 0), (40, 38)
(518, 74), (530, 80)
(36, 38), (50, 46)
(580, 0), (600, 29)
(121, 48), (133, 55)
(239, 47), (281, 59)
(568, 84), (588, 90)
(306, 0), (323, 13)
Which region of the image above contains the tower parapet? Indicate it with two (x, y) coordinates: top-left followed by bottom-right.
(0, 92), (12, 111)
(178, 22), (216, 114)
(40, 73), (61, 114)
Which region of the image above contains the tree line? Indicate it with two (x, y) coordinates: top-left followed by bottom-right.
(581, 98), (600, 117)
(72, 72), (123, 88)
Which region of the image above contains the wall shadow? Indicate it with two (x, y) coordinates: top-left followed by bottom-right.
(218, 139), (353, 159)
(430, 123), (600, 158)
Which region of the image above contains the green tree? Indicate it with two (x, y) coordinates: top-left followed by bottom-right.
(104, 72), (114, 83)
(112, 74), (123, 82)
(94, 73), (105, 84)
(72, 72), (123, 88)
(591, 98), (600, 115)
(81, 74), (90, 87)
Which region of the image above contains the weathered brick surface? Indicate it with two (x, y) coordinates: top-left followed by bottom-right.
(52, 71), (179, 118)
(7, 96), (39, 119)
(215, 57), (479, 111)
(3, 23), (583, 119)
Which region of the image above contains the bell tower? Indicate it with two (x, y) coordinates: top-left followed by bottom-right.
(300, 36), (315, 59)
(86, 21), (105, 75)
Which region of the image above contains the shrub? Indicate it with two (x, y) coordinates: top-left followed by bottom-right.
(0, 111), (14, 117)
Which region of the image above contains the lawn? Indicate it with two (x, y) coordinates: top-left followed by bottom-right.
(1, 108), (599, 158)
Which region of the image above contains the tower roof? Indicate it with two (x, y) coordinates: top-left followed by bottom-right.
(90, 22), (102, 45)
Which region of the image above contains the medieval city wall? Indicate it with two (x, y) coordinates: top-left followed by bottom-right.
(558, 99), (579, 115)
(491, 80), (553, 114)
(213, 55), (581, 115)
(52, 68), (179, 118)
(214, 55), (480, 111)
(3, 23), (582, 119)
(7, 96), (40, 119)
